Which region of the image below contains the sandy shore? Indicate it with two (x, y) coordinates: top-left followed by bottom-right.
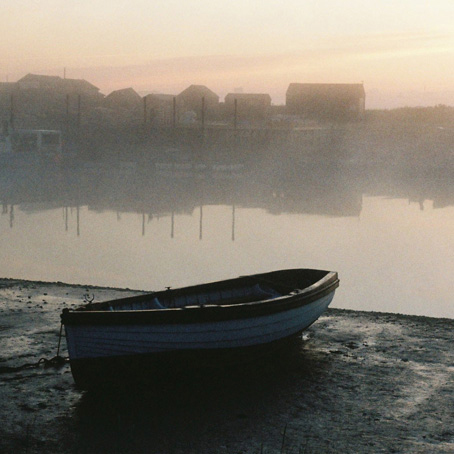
(0, 279), (453, 454)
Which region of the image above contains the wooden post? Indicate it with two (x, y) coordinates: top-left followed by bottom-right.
(234, 98), (237, 130)
(66, 94), (70, 131)
(173, 97), (177, 128)
(9, 94), (14, 130)
(201, 96), (205, 130)
(77, 94), (81, 130)
(143, 96), (147, 127)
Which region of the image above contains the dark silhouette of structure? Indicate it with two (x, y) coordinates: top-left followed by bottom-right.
(176, 85), (220, 121)
(104, 87), (142, 111)
(286, 83), (365, 121)
(224, 93), (271, 124)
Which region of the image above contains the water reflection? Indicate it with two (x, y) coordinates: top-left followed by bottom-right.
(1, 158), (453, 231)
(0, 160), (366, 235)
(1, 155), (453, 318)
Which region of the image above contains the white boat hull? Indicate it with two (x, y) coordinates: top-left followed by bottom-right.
(65, 293), (333, 361)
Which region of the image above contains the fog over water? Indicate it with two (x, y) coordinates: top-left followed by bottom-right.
(0, 154), (453, 319)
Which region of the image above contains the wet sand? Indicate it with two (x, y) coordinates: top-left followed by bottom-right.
(0, 279), (453, 454)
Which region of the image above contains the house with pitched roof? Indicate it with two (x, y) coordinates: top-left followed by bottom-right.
(10, 74), (104, 129)
(17, 74), (102, 98)
(104, 88), (142, 111)
(176, 85), (219, 121)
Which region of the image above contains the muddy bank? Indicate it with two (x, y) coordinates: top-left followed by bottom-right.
(0, 279), (453, 453)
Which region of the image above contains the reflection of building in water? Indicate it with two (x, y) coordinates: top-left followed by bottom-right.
(2, 160), (454, 236)
(0, 161), (363, 237)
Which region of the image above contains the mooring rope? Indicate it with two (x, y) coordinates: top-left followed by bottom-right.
(0, 355), (68, 374)
(0, 323), (68, 375)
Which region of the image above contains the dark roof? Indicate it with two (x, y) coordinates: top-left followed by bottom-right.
(61, 78), (100, 92)
(177, 85), (219, 100)
(17, 73), (100, 92)
(105, 87), (141, 101)
(286, 83), (365, 98)
(19, 73), (61, 83)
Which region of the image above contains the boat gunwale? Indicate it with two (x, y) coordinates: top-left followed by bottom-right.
(61, 270), (339, 326)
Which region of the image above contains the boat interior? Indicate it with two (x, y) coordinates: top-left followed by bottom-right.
(109, 283), (283, 311)
(75, 269), (333, 313)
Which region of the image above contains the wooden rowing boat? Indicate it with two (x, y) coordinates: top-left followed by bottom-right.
(61, 268), (339, 389)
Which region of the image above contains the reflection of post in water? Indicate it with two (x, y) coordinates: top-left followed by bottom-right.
(232, 204), (235, 242)
(199, 205), (203, 240)
(9, 205), (14, 229)
(171, 211), (174, 239)
(77, 205), (80, 237)
(64, 206), (69, 231)
(142, 212), (145, 236)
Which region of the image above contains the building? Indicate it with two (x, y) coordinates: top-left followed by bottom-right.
(176, 85), (219, 120)
(17, 74), (102, 98)
(224, 93), (271, 124)
(286, 83), (365, 121)
(10, 74), (105, 129)
(143, 94), (175, 126)
(0, 83), (15, 128)
(104, 88), (142, 111)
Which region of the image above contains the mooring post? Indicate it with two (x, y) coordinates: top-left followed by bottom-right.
(234, 98), (237, 130)
(201, 96), (205, 130)
(143, 96), (147, 128)
(65, 94), (70, 132)
(77, 94), (81, 131)
(9, 94), (14, 130)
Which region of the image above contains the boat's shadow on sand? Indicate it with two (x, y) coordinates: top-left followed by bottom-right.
(67, 340), (331, 453)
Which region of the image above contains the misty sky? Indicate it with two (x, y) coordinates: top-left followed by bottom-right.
(3, 1), (454, 108)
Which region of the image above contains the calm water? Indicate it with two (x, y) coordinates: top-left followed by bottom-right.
(1, 159), (453, 318)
